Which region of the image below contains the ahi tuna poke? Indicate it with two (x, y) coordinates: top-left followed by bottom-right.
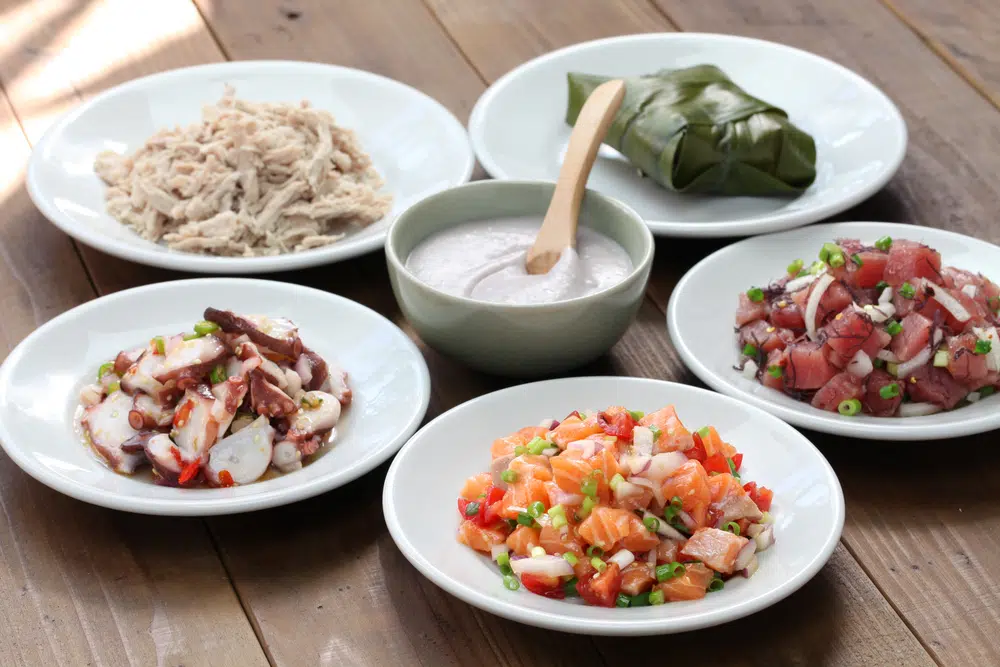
(736, 237), (1000, 416)
(76, 308), (351, 487)
(456, 407), (775, 608)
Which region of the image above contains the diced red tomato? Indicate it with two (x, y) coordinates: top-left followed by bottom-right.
(598, 407), (635, 439)
(520, 573), (565, 599)
(703, 454), (730, 475)
(731, 453), (743, 471)
(575, 563), (622, 607)
(480, 486), (506, 525)
(687, 433), (708, 462)
(743, 481), (774, 512)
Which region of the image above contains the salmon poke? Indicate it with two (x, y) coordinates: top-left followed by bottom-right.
(736, 237), (1000, 417)
(456, 407), (775, 607)
(76, 308), (351, 487)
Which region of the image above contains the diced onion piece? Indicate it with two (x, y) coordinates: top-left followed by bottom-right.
(541, 447), (559, 457)
(933, 328), (943, 345)
(622, 454), (652, 476)
(898, 402), (942, 417)
(742, 359), (759, 380)
(566, 439), (598, 459)
(677, 510), (696, 531)
(530, 546), (546, 558)
(613, 480), (645, 503)
(933, 350), (950, 368)
(632, 426), (654, 456)
(879, 286), (894, 304)
(509, 555), (574, 578)
(609, 549), (635, 570)
(629, 476), (664, 507)
(863, 303), (895, 323)
(805, 273), (835, 340)
(491, 545), (510, 560)
(734, 540), (757, 571)
(967, 392), (982, 403)
(490, 453), (515, 490)
(785, 271), (821, 293)
(846, 350), (874, 378)
(926, 281), (971, 323)
(972, 326), (1000, 372)
(896, 346), (933, 378)
(754, 525), (775, 552)
(643, 510), (687, 540)
(640, 452), (688, 483)
(962, 284), (978, 298)
(538, 418), (557, 429)
(876, 350), (900, 363)
(740, 555), (760, 578)
(746, 523), (766, 538)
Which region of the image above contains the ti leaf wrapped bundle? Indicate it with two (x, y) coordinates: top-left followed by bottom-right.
(566, 65), (817, 196)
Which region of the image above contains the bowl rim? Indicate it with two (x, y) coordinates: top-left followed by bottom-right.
(384, 179), (655, 311)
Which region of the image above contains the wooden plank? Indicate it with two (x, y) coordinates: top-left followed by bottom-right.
(0, 2), (269, 665)
(649, 2), (1000, 664)
(881, 0), (1000, 110)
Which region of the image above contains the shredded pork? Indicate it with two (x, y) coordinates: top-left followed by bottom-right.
(94, 86), (392, 256)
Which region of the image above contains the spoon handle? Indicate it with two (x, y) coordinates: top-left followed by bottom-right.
(526, 79), (626, 275)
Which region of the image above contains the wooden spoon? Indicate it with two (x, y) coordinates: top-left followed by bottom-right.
(525, 79), (626, 275)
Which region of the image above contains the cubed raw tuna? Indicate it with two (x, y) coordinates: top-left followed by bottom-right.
(905, 366), (968, 409)
(883, 240), (943, 286)
(890, 312), (932, 362)
(792, 280), (853, 330)
(785, 342), (838, 390)
(738, 320), (794, 353)
(823, 309), (889, 358)
(762, 348), (788, 391)
(769, 301), (806, 330)
(736, 292), (769, 326)
(946, 333), (990, 388)
(811, 372), (865, 412)
(863, 370), (903, 416)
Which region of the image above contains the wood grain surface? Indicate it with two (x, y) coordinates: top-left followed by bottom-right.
(0, 0), (996, 664)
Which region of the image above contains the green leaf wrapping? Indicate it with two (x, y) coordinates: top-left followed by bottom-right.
(566, 65), (817, 196)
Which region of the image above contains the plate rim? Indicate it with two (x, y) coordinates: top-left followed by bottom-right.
(0, 277), (432, 515)
(26, 59), (475, 274)
(383, 376), (845, 635)
(468, 32), (908, 239)
(667, 221), (1000, 440)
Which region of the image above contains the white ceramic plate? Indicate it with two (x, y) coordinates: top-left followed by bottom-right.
(27, 61), (474, 273)
(383, 377), (843, 635)
(469, 34), (906, 238)
(669, 222), (1000, 440)
(0, 279), (430, 515)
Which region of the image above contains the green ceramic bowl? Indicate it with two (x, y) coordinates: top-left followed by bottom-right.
(385, 181), (654, 377)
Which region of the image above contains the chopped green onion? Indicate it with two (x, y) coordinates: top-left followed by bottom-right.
(808, 260), (827, 275)
(563, 552), (579, 566)
(828, 252), (846, 268)
(670, 496), (683, 510)
(851, 253), (863, 267)
(527, 501), (545, 518)
(505, 519), (518, 531)
(499, 563), (513, 576)
(668, 562), (686, 579)
(723, 521), (741, 535)
(496, 552), (510, 567)
(97, 361), (115, 380)
(501, 469), (518, 484)
(609, 473), (624, 491)
(513, 445), (527, 456)
(879, 383), (901, 399)
(818, 242), (838, 263)
(649, 424), (662, 440)
(933, 350), (950, 367)
(503, 574), (520, 591)
(975, 339), (992, 355)
(464, 501), (481, 517)
(579, 496), (597, 519)
(547, 504), (566, 520)
(580, 476), (598, 498)
(838, 399), (862, 416)
(787, 258), (804, 276)
(873, 358), (886, 369)
(875, 236), (892, 252)
(182, 331), (203, 341)
(643, 516), (660, 533)
(628, 410), (644, 421)
(591, 557), (606, 572)
(899, 282), (916, 299)
(107, 381), (120, 394)
(664, 496), (684, 521)
(629, 592), (651, 607)
(655, 564), (673, 582)
(586, 545), (604, 558)
(193, 320), (220, 336)
(615, 593), (631, 608)
(875, 280), (889, 292)
(708, 577), (725, 593)
(530, 546), (546, 558)
(742, 343), (758, 357)
(746, 287), (765, 303)
(887, 362), (900, 377)
(648, 590), (665, 606)
(696, 426), (710, 438)
(980, 386), (996, 397)
(563, 577), (579, 597)
(152, 336), (166, 355)
(209, 364), (227, 385)
(527, 437), (549, 456)
(727, 457), (739, 479)
(886, 320), (902, 336)
(767, 365), (783, 379)
(551, 514), (567, 530)
(516, 512), (534, 527)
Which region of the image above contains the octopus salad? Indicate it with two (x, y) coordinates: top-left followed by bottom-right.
(77, 308), (350, 487)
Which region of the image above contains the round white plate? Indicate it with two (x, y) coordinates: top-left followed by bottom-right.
(0, 279), (430, 515)
(669, 222), (1000, 440)
(469, 34), (906, 238)
(383, 377), (843, 635)
(27, 61), (474, 273)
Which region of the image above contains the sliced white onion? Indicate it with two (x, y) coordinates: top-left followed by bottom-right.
(926, 281), (971, 323)
(962, 284), (978, 298)
(847, 350), (874, 378)
(632, 426), (654, 456)
(898, 402), (942, 417)
(622, 454), (652, 476)
(491, 544), (510, 560)
(734, 540), (757, 571)
(879, 286), (894, 304)
(754, 525), (775, 552)
(643, 510), (687, 540)
(566, 439), (598, 459)
(896, 346), (933, 378)
(613, 480), (645, 503)
(541, 447), (559, 457)
(863, 303), (895, 323)
(746, 523), (766, 539)
(967, 392), (981, 403)
(742, 359), (759, 380)
(740, 555), (760, 578)
(972, 326), (1000, 372)
(933, 329), (944, 345)
(509, 555), (574, 578)
(805, 273), (835, 340)
(640, 452), (688, 483)
(629, 476), (664, 506)
(609, 549), (635, 570)
(677, 509), (697, 531)
(785, 271), (821, 293)
(876, 349), (900, 363)
(647, 548), (657, 566)
(538, 418), (557, 429)
(549, 490), (584, 506)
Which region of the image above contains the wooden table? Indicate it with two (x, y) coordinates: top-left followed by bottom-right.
(1, 1), (998, 665)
